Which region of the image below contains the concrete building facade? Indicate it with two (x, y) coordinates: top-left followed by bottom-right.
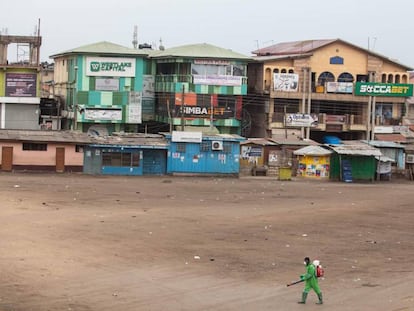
(246, 39), (413, 143)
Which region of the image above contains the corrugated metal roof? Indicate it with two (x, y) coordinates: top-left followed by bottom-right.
(270, 136), (320, 146)
(50, 41), (148, 58)
(240, 138), (278, 146)
(374, 134), (407, 143)
(252, 39), (336, 56)
(327, 141), (382, 156)
(362, 140), (405, 149)
(150, 43), (251, 60)
(293, 145), (332, 156)
(252, 38), (412, 70)
(252, 53), (312, 62)
(375, 155), (395, 162)
(0, 130), (168, 147)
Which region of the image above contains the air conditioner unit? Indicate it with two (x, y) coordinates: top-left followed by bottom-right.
(211, 140), (223, 151)
(406, 154), (414, 163)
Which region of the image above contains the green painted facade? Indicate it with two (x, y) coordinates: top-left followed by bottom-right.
(151, 43), (251, 134)
(330, 154), (376, 181)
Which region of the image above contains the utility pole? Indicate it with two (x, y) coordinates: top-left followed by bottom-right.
(301, 67), (307, 139)
(210, 95), (214, 130)
(166, 98), (172, 132)
(306, 68), (312, 140)
(181, 85), (185, 131)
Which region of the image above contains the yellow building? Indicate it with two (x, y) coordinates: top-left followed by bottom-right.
(247, 39), (413, 142)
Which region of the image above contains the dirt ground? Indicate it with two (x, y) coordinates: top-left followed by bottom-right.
(0, 173), (413, 311)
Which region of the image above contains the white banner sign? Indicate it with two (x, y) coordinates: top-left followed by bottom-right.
(128, 91), (142, 123)
(142, 75), (155, 98)
(285, 114), (318, 127)
(326, 82), (353, 94)
(274, 73), (299, 92)
(193, 75), (242, 86)
(172, 131), (202, 143)
(85, 109), (122, 121)
(86, 57), (136, 77)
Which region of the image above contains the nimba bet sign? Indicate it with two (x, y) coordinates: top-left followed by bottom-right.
(355, 82), (413, 97)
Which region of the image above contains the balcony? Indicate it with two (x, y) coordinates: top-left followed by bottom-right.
(155, 74), (248, 95)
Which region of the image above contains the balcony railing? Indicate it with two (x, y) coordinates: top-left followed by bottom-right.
(155, 74), (193, 83)
(156, 74), (248, 85)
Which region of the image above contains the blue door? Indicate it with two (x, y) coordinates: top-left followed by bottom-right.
(143, 150), (167, 175)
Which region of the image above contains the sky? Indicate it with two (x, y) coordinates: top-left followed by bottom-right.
(2, 0), (414, 67)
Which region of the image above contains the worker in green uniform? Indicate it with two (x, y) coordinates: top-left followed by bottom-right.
(298, 257), (323, 304)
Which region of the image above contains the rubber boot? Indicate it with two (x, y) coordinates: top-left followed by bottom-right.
(298, 292), (308, 304)
(316, 292), (323, 305)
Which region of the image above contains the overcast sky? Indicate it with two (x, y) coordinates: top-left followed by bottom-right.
(2, 0), (413, 67)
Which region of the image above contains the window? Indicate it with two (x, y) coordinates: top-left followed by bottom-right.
(75, 145), (84, 153)
(330, 56), (344, 65)
(338, 72), (354, 82)
(102, 152), (139, 167)
(22, 143), (47, 151)
(191, 64), (246, 76)
(317, 72), (335, 85)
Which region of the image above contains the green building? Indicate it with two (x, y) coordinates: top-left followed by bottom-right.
(150, 43), (251, 135)
(50, 41), (154, 133)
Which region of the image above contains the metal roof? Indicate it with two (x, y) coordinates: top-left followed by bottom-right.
(375, 155), (395, 162)
(270, 136), (320, 146)
(327, 141), (382, 156)
(240, 138), (278, 146)
(293, 145), (333, 156)
(362, 140), (405, 149)
(0, 130), (168, 147)
(150, 43), (251, 60)
(252, 39), (336, 56)
(251, 38), (412, 70)
(374, 134), (407, 143)
(50, 41), (149, 58)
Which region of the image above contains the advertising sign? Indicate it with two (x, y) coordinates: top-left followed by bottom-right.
(5, 73), (37, 97)
(241, 146), (262, 159)
(86, 57), (136, 77)
(128, 91), (142, 123)
(142, 75), (155, 98)
(326, 82), (353, 94)
(273, 73), (299, 92)
(171, 131), (202, 143)
(355, 82), (413, 97)
(285, 114), (318, 127)
(193, 75), (242, 86)
(174, 93), (237, 119)
(85, 108), (122, 121)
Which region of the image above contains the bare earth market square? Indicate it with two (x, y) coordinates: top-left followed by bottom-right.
(0, 173), (413, 310)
